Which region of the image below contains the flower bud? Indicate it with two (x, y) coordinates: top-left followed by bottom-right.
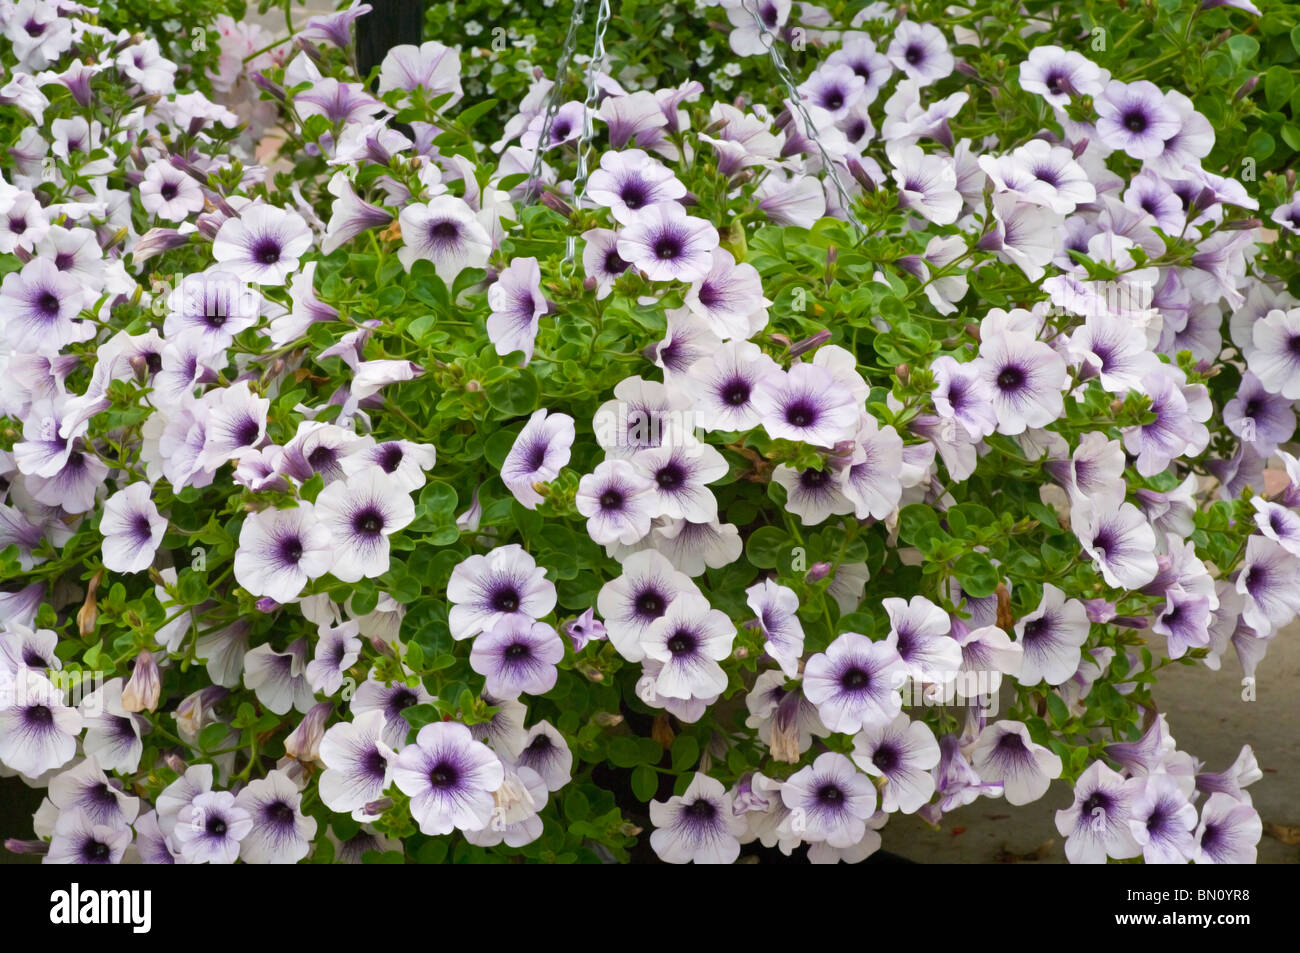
(78, 570), (103, 637)
(121, 651), (161, 713)
(806, 561), (832, 583)
(284, 701), (333, 762)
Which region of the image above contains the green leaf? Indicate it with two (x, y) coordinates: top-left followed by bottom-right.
(744, 525), (788, 569)
(670, 735), (700, 772)
(953, 552), (999, 598)
(630, 764), (658, 802)
(485, 368), (539, 416)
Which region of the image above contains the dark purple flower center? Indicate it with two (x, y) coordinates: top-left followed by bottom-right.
(839, 665), (870, 691)
(599, 489), (624, 510)
(252, 239), (282, 266)
(604, 250), (629, 275)
(997, 732), (1027, 754)
(364, 747), (387, 779)
(25, 18), (46, 36)
(685, 797), (717, 820)
(352, 506), (384, 536)
(1200, 821), (1222, 851)
(265, 800), (295, 827)
(378, 444), (404, 473)
(996, 365), (1025, 391)
(25, 704), (52, 727)
(847, 119), (868, 141)
(619, 180), (649, 209)
(54, 252), (74, 270)
(428, 220), (459, 245)
(307, 445), (336, 471)
(22, 647), (46, 667)
(504, 642), (531, 660)
(1081, 790), (1112, 818)
(1021, 616), (1048, 642)
(390, 689), (417, 716)
(722, 378), (750, 406)
(429, 760), (459, 788)
(634, 589), (665, 618)
(82, 839), (112, 862)
(666, 628), (697, 656)
(1122, 110), (1148, 134)
(492, 586), (521, 612)
(279, 535), (304, 564)
(160, 182), (179, 201)
(904, 44), (923, 66)
(1045, 71), (1065, 95)
(820, 88), (845, 111)
(799, 468), (829, 489)
(873, 743), (899, 772)
(655, 462), (685, 490)
(653, 233), (684, 260)
(816, 782), (844, 805)
(206, 815), (228, 837)
(36, 291), (61, 318)
(1286, 334), (1300, 358)
(785, 400), (817, 428)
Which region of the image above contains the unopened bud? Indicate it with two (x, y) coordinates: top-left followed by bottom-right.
(896, 363), (911, 383)
(806, 561), (832, 583)
(121, 650), (161, 713)
(539, 191), (574, 217)
(465, 379), (483, 392)
(78, 570), (103, 637)
(1233, 76), (1258, 102)
(592, 711), (624, 727)
(788, 329), (831, 357)
(284, 701), (333, 762)
(651, 713), (675, 748)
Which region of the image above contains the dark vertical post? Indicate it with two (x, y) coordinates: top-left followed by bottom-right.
(355, 0), (427, 85)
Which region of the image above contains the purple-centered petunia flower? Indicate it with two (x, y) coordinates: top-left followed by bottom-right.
(300, 2), (373, 48)
(976, 326), (1068, 435)
(1017, 45), (1103, 108)
(633, 442), (728, 523)
(797, 63), (866, 120)
(447, 543), (557, 641)
(397, 195), (492, 282)
(826, 33), (893, 102)
(500, 408), (575, 510)
(1152, 586), (1213, 659)
(0, 669), (82, 777)
(486, 256), (547, 364)
(575, 459), (656, 546)
(560, 609), (606, 653)
(581, 227), (631, 298)
(319, 710), (394, 819)
(616, 203), (719, 283)
(1073, 498), (1160, 590)
(1094, 80), (1181, 160)
(930, 355), (997, 440)
(0, 256), (88, 354)
(243, 641), (315, 716)
(886, 20), (953, 87)
(781, 752), (877, 847)
(350, 673), (433, 749)
(390, 721), (504, 836)
(1224, 371), (1295, 456)
(470, 617), (565, 698)
(173, 791), (252, 864)
(197, 380), (270, 471)
(140, 159), (204, 222)
(685, 340), (780, 432)
(1251, 498), (1300, 558)
(99, 482), (167, 573)
(45, 809), (132, 865)
(305, 619), (362, 696)
(851, 713), (941, 814)
(803, 632), (906, 734)
(889, 143), (961, 225)
(212, 204), (312, 286)
(321, 170), (392, 254)
(1194, 793), (1262, 864)
(684, 248), (770, 341)
(234, 769), (317, 864)
(1055, 761), (1142, 864)
(1243, 306), (1300, 399)
(314, 469), (415, 583)
(1129, 775), (1198, 864)
(1014, 582), (1091, 686)
(163, 268), (260, 350)
(596, 549), (698, 661)
(649, 772), (743, 864)
(378, 40), (462, 101)
(640, 592), (735, 700)
(515, 720), (573, 792)
(48, 757), (140, 829)
(753, 362), (860, 447)
(745, 579), (805, 679)
(586, 149), (685, 225)
(971, 720), (1062, 806)
(1235, 535), (1300, 636)
(233, 502), (333, 603)
(882, 595), (961, 684)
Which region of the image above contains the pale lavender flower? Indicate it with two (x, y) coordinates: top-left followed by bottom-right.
(803, 632), (906, 734)
(212, 204), (312, 286)
(753, 362), (859, 447)
(1055, 761), (1141, 864)
(470, 617), (564, 698)
(515, 721), (573, 791)
(1017, 46), (1103, 108)
(586, 149), (685, 225)
(234, 769), (317, 864)
(640, 593), (735, 700)
(575, 459), (656, 545)
(233, 502), (333, 603)
(745, 579), (805, 678)
(616, 203), (719, 283)
(447, 544), (556, 641)
(99, 483), (166, 574)
(1129, 775), (1198, 864)
(487, 256), (547, 364)
(1235, 535), (1300, 636)
(0, 669), (82, 776)
(781, 752), (876, 846)
(44, 810), (131, 865)
(596, 549), (698, 661)
(390, 721), (504, 836)
(1014, 583), (1091, 686)
(1073, 499), (1160, 589)
(315, 470), (415, 583)
(851, 713), (941, 814)
(173, 791), (252, 864)
(397, 195), (492, 282)
(501, 409), (575, 510)
(306, 620), (362, 695)
(649, 773), (743, 864)
(971, 720), (1062, 806)
(886, 20), (953, 87)
(1194, 793), (1261, 864)
(1094, 80), (1181, 160)
(319, 710), (395, 819)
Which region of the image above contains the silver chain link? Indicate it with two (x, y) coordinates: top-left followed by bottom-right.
(566, 0), (613, 272)
(739, 0), (867, 239)
(524, 0), (588, 204)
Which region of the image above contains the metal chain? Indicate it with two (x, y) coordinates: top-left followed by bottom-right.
(524, 0), (588, 204)
(566, 0), (613, 272)
(739, 0), (867, 239)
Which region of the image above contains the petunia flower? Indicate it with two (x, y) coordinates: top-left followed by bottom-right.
(470, 617), (565, 698)
(649, 773), (744, 864)
(99, 483), (167, 573)
(319, 710), (395, 820)
(575, 459), (656, 546)
(212, 204), (312, 286)
(447, 544), (557, 642)
(781, 751), (877, 847)
(391, 721), (504, 836)
(315, 469), (415, 582)
(1014, 583), (1091, 686)
(234, 769), (318, 864)
(1054, 761), (1142, 864)
(803, 632), (906, 734)
(486, 256), (547, 364)
(500, 409), (575, 510)
(173, 790), (252, 864)
(640, 592), (735, 700)
(851, 713), (941, 813)
(971, 720), (1062, 806)
(616, 203), (719, 283)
